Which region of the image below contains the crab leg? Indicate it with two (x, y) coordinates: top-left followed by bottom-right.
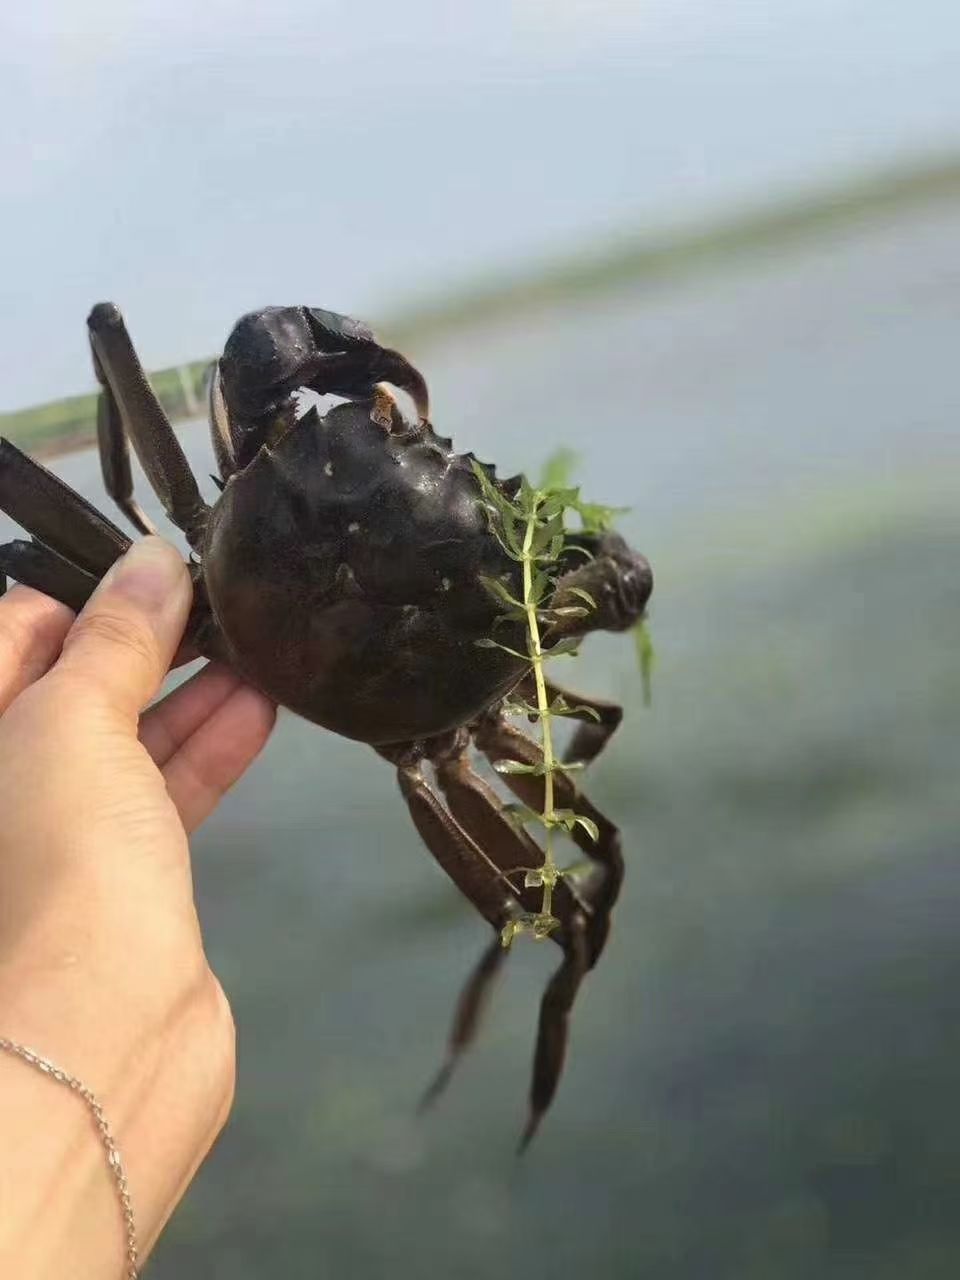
(521, 913), (590, 1150)
(542, 675), (624, 762)
(415, 740), (588, 1109)
(416, 751), (531, 1107)
(0, 540), (97, 614)
(382, 734), (598, 1142)
(473, 710), (625, 963)
(433, 742), (587, 925)
(417, 936), (507, 1113)
(87, 303), (209, 549)
(0, 438), (130, 579)
(0, 438), (224, 664)
(471, 709), (617, 1145)
(91, 339), (156, 536)
(515, 674), (624, 765)
(0, 438), (127, 614)
(379, 747), (521, 931)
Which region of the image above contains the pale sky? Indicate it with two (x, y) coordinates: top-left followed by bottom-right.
(3, 0), (960, 408)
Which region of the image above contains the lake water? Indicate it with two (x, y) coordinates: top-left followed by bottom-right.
(4, 198), (959, 1278)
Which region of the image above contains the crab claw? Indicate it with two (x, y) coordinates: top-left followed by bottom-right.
(218, 305), (431, 449)
(371, 347), (430, 422)
(549, 532), (653, 639)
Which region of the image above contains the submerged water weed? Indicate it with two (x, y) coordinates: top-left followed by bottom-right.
(472, 455), (653, 945)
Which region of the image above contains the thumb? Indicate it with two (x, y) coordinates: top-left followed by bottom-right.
(56, 536), (193, 719)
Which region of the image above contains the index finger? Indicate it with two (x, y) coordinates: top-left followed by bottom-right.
(0, 583), (75, 714)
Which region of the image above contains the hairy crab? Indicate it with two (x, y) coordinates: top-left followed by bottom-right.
(0, 304), (652, 1144)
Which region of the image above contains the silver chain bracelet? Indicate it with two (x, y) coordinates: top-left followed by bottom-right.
(0, 1037), (139, 1279)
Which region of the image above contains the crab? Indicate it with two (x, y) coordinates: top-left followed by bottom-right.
(0, 303), (653, 1145)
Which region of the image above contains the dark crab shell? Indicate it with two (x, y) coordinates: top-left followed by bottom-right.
(201, 400), (528, 745)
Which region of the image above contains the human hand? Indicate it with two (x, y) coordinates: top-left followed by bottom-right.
(0, 537), (276, 1277)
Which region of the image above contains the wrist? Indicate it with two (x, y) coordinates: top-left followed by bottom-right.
(0, 962), (234, 1277)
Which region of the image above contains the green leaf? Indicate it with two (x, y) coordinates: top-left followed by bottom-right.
(474, 638), (530, 661)
(564, 586), (597, 609)
(470, 459), (515, 509)
(517, 474), (537, 513)
(493, 759), (540, 776)
(478, 574), (524, 609)
(574, 815), (600, 842)
(501, 802), (542, 828)
(500, 918), (526, 949)
(558, 858), (595, 882)
(571, 498), (630, 533)
(539, 447), (579, 490)
(544, 636), (581, 658)
(502, 699), (542, 718)
(559, 542), (594, 563)
(539, 487), (580, 520)
(531, 510), (564, 556)
(530, 567), (555, 604)
(548, 808), (577, 831)
(568, 703), (602, 722)
(634, 619), (655, 707)
(548, 809), (598, 842)
(470, 463), (499, 507)
(531, 913), (560, 940)
(547, 696), (602, 722)
(540, 605), (590, 620)
(488, 527), (524, 561)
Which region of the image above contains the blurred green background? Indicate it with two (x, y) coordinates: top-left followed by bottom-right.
(2, 2), (959, 1277)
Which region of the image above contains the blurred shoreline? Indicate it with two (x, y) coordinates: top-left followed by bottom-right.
(4, 150), (960, 461)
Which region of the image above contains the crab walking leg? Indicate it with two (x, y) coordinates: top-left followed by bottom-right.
(433, 744), (588, 924)
(418, 752), (531, 1108)
(381, 748), (520, 932)
(0, 438), (131, 578)
(0, 439), (222, 661)
(87, 303), (209, 549)
(516, 674), (624, 766)
(379, 746), (534, 1105)
(418, 937), (507, 1112)
(456, 719), (611, 1144)
(520, 913), (590, 1151)
(91, 341), (157, 536)
(388, 742), (593, 1139)
(474, 712), (625, 964)
(0, 540), (98, 614)
(419, 743), (587, 1108)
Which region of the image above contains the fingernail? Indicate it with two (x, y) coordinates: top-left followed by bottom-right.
(101, 537), (187, 614)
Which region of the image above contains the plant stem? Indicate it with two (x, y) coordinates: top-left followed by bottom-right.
(522, 496), (558, 923)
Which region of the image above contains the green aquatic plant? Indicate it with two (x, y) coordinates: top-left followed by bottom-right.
(472, 454), (653, 944)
